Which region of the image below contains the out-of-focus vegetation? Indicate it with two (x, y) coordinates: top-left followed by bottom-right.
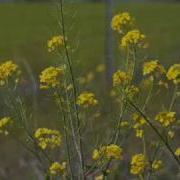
(0, 2), (180, 74)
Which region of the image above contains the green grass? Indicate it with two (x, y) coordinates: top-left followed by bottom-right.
(0, 2), (180, 74)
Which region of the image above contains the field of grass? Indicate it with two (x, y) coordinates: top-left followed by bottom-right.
(0, 2), (180, 180)
(0, 2), (180, 73)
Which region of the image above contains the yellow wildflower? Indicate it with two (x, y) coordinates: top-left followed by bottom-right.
(34, 128), (61, 150)
(168, 131), (175, 139)
(120, 121), (129, 127)
(0, 60), (21, 86)
(77, 92), (98, 108)
(166, 64), (180, 84)
(49, 162), (66, 176)
(113, 70), (132, 87)
(47, 35), (65, 52)
(135, 129), (144, 138)
(152, 160), (163, 171)
(143, 60), (165, 76)
(130, 154), (148, 175)
(111, 12), (134, 33)
(92, 144), (123, 161)
(121, 29), (146, 49)
(155, 112), (176, 127)
(125, 85), (139, 99)
(106, 144), (123, 160)
(39, 66), (64, 89)
(0, 117), (13, 135)
(132, 113), (147, 129)
(92, 149), (100, 161)
(175, 147), (180, 156)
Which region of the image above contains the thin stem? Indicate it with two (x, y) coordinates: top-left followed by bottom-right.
(59, 0), (84, 177)
(169, 85), (178, 111)
(103, 95), (127, 178)
(56, 91), (74, 179)
(142, 78), (153, 111)
(128, 99), (180, 166)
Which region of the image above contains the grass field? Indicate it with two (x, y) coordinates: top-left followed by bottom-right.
(0, 2), (180, 179)
(0, 2), (180, 73)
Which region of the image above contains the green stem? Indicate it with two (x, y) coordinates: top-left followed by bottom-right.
(56, 91), (74, 179)
(59, 0), (84, 178)
(169, 85), (178, 111)
(128, 99), (180, 166)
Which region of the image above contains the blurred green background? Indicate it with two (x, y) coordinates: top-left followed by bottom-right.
(0, 1), (180, 179)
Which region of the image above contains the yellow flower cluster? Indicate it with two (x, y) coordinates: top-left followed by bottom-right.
(0, 117), (13, 135)
(0, 60), (21, 86)
(143, 60), (165, 76)
(152, 160), (163, 171)
(49, 162), (66, 176)
(47, 35), (65, 52)
(111, 12), (134, 33)
(175, 147), (180, 156)
(34, 128), (61, 150)
(120, 29), (146, 49)
(77, 92), (98, 108)
(132, 113), (147, 138)
(125, 85), (139, 99)
(155, 112), (176, 127)
(166, 64), (180, 84)
(92, 144), (123, 161)
(120, 121), (129, 128)
(113, 70), (132, 87)
(130, 154), (148, 175)
(39, 66), (64, 89)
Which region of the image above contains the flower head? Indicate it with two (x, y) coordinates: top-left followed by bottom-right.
(113, 70), (132, 87)
(39, 66), (64, 90)
(34, 128), (61, 150)
(175, 147), (180, 156)
(130, 154), (148, 175)
(121, 29), (146, 49)
(135, 129), (144, 138)
(166, 64), (180, 84)
(49, 162), (66, 176)
(125, 85), (139, 99)
(143, 60), (165, 76)
(111, 12), (134, 33)
(47, 35), (65, 52)
(0, 117), (13, 135)
(106, 144), (123, 159)
(92, 149), (100, 161)
(92, 144), (123, 161)
(77, 92), (98, 108)
(132, 113), (147, 129)
(120, 121), (129, 128)
(0, 61), (21, 86)
(155, 112), (176, 127)
(152, 160), (163, 171)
